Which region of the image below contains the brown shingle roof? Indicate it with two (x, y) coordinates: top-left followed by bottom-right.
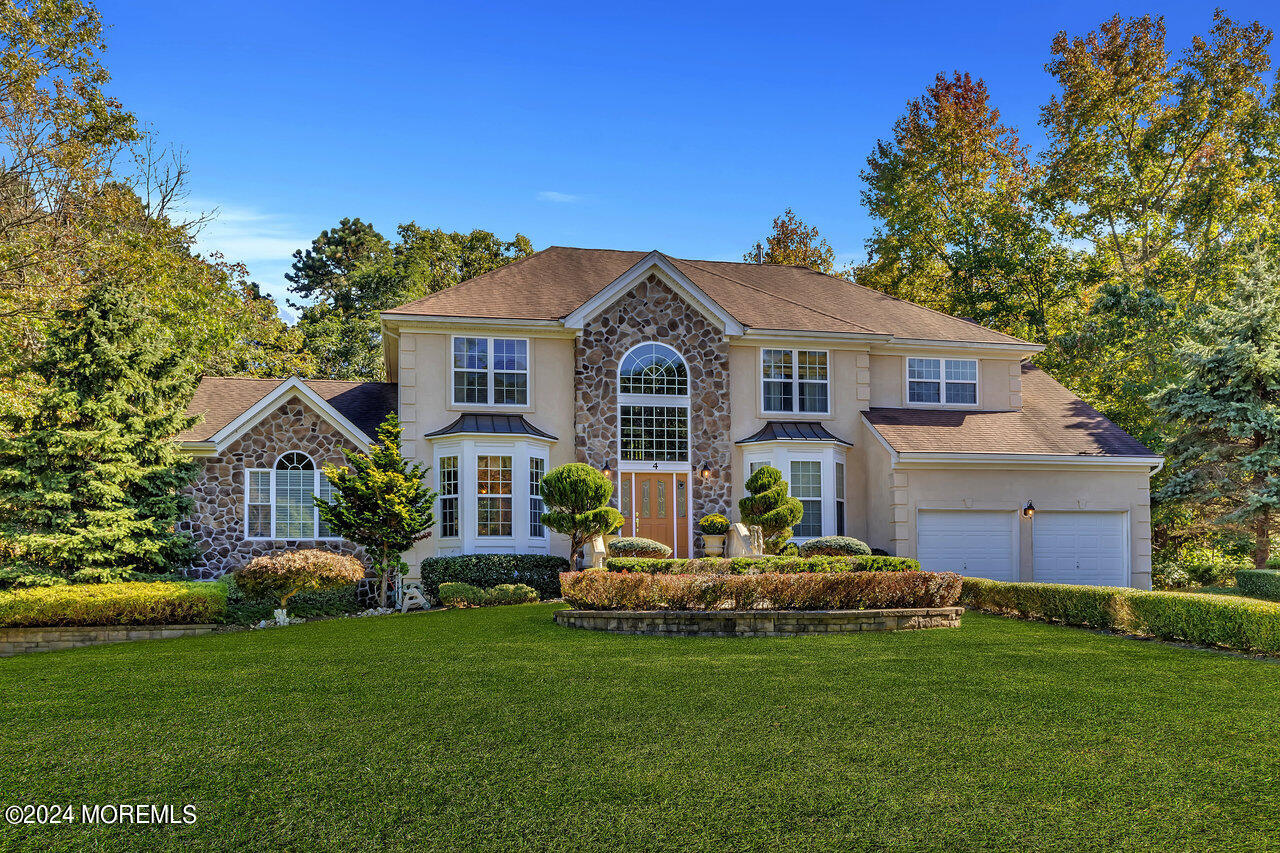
(177, 377), (397, 443)
(863, 364), (1155, 457)
(383, 246), (1030, 345)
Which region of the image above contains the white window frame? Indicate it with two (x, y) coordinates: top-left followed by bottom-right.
(244, 452), (341, 542)
(450, 335), (531, 408)
(617, 342), (691, 466)
(529, 456), (547, 539)
(905, 357), (980, 408)
(438, 455), (460, 540)
(760, 348), (830, 415)
(740, 445), (847, 541)
(475, 453), (514, 538)
(431, 438), (552, 554)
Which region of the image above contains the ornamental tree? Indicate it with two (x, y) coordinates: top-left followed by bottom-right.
(237, 549), (366, 611)
(539, 463), (625, 568)
(317, 414), (435, 607)
(737, 465), (804, 555)
(1151, 254), (1280, 571)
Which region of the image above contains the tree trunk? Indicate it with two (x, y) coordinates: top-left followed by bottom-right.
(378, 553), (390, 608)
(1256, 508), (1272, 571)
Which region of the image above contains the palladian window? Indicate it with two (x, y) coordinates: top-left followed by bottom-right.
(618, 343), (690, 463)
(245, 452), (337, 540)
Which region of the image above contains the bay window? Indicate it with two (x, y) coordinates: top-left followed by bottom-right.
(907, 357), (978, 405)
(476, 455), (513, 536)
(790, 460), (822, 538)
(439, 456), (459, 538)
(431, 440), (551, 551)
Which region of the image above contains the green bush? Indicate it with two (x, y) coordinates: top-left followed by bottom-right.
(235, 549), (366, 609)
(419, 554), (569, 600)
(1237, 570), (1280, 600)
(960, 577), (1280, 654)
(798, 536), (872, 558)
(485, 583), (539, 605)
(223, 577), (361, 625)
(607, 537), (673, 559)
(438, 582), (488, 607)
(538, 463), (626, 566)
(604, 555), (920, 574)
(697, 514), (730, 535)
(738, 465), (803, 554)
(0, 581), (227, 628)
(1154, 543), (1250, 589)
(560, 569), (962, 611)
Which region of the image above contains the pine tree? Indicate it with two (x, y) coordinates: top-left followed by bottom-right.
(737, 466), (804, 555)
(1152, 254), (1280, 570)
(0, 281), (199, 583)
(317, 414), (436, 607)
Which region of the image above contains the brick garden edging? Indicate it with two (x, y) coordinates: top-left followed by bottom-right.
(0, 624), (215, 657)
(554, 607), (963, 637)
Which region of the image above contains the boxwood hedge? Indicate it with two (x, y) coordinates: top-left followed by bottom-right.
(1236, 569), (1280, 601)
(419, 554), (569, 600)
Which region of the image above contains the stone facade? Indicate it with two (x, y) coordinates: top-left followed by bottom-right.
(574, 272), (733, 552)
(180, 397), (366, 579)
(554, 607), (964, 636)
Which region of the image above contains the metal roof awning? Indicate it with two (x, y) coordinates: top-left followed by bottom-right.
(423, 414), (558, 441)
(735, 421), (852, 446)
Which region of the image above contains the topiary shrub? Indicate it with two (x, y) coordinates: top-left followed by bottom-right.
(419, 554), (568, 600)
(737, 466), (803, 554)
(697, 514), (730, 535)
(607, 537), (673, 558)
(539, 463), (626, 567)
(235, 550), (367, 611)
(484, 583), (539, 605)
(438, 582), (487, 607)
(798, 536), (872, 558)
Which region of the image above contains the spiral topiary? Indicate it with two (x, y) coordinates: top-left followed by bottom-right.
(737, 465), (804, 555)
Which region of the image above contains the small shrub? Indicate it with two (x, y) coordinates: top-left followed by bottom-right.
(607, 537), (673, 559)
(0, 581), (227, 628)
(236, 550), (366, 609)
(1237, 569), (1280, 600)
(560, 570), (961, 611)
(439, 582), (487, 607)
(798, 536), (872, 558)
(485, 583), (539, 605)
(419, 554), (569, 600)
(604, 555), (920, 574)
(223, 575), (361, 625)
(697, 514), (730, 535)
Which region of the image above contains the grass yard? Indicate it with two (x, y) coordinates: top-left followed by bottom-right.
(4, 604), (1280, 852)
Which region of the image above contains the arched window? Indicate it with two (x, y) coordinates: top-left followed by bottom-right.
(618, 343), (690, 463)
(245, 452), (336, 540)
(619, 343), (688, 396)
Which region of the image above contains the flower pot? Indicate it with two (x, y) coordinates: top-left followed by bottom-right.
(702, 534), (726, 557)
(273, 608), (289, 627)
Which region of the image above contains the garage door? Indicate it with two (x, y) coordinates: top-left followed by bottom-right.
(916, 510), (1018, 581)
(1032, 511), (1128, 587)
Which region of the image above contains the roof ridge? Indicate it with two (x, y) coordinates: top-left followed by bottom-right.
(675, 258), (878, 334)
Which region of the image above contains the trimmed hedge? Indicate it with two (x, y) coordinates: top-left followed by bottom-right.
(419, 554), (569, 600)
(607, 537), (673, 558)
(560, 570), (961, 611)
(604, 555), (920, 575)
(961, 577), (1280, 654)
(1236, 570), (1280, 601)
(437, 581), (540, 607)
(798, 536), (872, 558)
(0, 581), (227, 628)
(439, 582), (488, 607)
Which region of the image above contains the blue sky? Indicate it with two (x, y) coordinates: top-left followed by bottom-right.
(99, 1), (1277, 315)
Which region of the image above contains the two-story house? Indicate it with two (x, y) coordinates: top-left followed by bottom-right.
(178, 247), (1162, 588)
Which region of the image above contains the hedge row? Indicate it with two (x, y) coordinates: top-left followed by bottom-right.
(961, 578), (1280, 654)
(419, 554), (569, 600)
(437, 582), (539, 607)
(560, 570), (961, 611)
(1236, 570), (1280, 601)
(604, 555), (920, 575)
(0, 581), (228, 628)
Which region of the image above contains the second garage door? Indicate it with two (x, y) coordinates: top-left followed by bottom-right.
(916, 509), (1018, 581)
(1032, 511), (1128, 586)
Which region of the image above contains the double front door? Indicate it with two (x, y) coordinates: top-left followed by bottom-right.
(619, 471), (689, 557)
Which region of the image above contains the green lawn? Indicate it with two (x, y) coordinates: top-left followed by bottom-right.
(3, 605), (1280, 852)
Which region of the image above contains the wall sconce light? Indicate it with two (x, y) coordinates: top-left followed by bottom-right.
(601, 462), (612, 477)
(699, 464), (713, 480)
(1022, 500), (1036, 519)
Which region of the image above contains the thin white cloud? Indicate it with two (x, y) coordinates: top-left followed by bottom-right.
(537, 190), (583, 203)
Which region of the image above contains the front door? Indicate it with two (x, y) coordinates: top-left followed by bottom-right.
(619, 472), (688, 557)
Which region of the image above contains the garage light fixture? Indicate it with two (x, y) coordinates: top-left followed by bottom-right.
(1022, 500), (1036, 519)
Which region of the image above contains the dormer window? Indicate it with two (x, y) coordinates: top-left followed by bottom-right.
(908, 358), (978, 405)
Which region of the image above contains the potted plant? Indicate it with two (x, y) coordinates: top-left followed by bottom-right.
(698, 513), (731, 556)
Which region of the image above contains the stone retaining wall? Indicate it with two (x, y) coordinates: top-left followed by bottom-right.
(0, 624), (214, 657)
(554, 607), (962, 636)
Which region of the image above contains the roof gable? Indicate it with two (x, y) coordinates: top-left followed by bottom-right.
(562, 251), (743, 334)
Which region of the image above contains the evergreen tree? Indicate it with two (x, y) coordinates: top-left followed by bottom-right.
(317, 415), (436, 607)
(737, 466), (804, 555)
(1152, 254), (1280, 570)
(0, 281), (199, 584)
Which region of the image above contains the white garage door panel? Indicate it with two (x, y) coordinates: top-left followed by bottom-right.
(1033, 512), (1127, 587)
(917, 510), (1017, 582)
